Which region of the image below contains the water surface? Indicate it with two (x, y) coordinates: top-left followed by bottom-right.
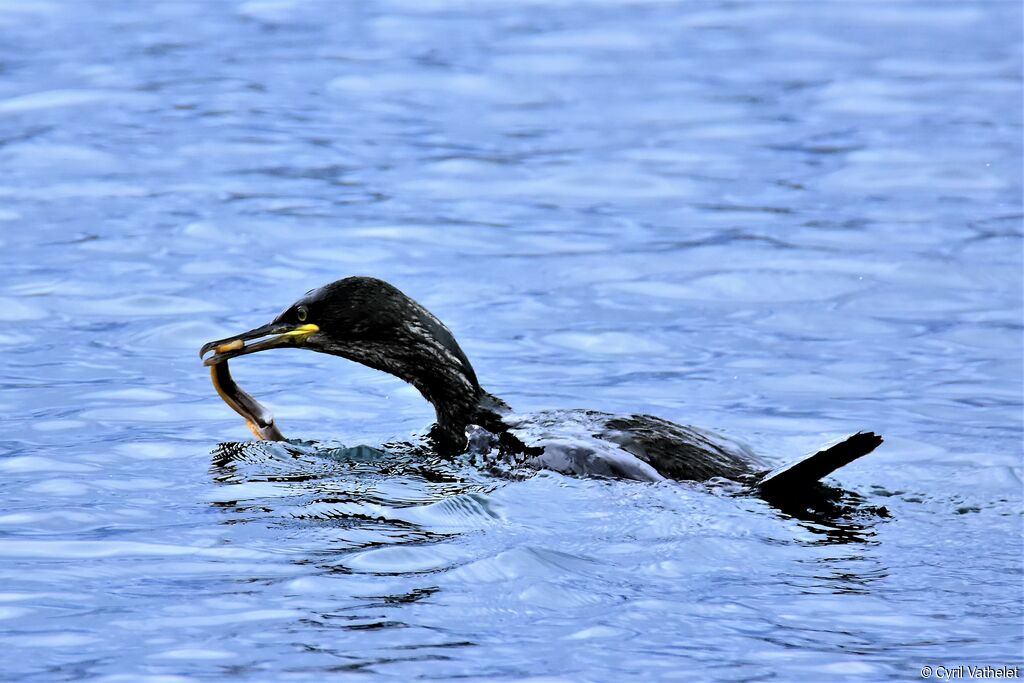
(0, 1), (1021, 681)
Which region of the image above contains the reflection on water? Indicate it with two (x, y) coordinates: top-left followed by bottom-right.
(0, 0), (1021, 680)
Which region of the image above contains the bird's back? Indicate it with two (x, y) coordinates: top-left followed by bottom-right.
(497, 410), (761, 483)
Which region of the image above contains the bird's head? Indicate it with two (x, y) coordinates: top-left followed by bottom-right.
(201, 276), (499, 450)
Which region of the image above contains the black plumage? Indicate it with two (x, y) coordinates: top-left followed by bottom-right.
(201, 276), (882, 499)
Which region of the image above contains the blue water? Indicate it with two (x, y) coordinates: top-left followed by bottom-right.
(0, 1), (1021, 681)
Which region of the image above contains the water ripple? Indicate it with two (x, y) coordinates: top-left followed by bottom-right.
(0, 0), (1019, 680)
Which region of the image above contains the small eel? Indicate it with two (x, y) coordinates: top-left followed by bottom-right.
(209, 343), (286, 441)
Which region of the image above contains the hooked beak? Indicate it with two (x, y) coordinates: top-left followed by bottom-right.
(200, 322), (320, 365)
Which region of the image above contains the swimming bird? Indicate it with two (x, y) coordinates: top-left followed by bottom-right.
(200, 277), (882, 499)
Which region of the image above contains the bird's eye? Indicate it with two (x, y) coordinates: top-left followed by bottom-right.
(296, 306), (308, 322)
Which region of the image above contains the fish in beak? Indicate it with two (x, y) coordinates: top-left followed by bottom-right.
(207, 360), (286, 441)
(200, 322), (318, 441)
(200, 322), (320, 366)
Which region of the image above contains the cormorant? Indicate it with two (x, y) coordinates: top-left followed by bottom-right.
(200, 276), (882, 499)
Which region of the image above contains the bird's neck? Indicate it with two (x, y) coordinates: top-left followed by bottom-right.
(411, 367), (510, 453)
(325, 292), (513, 452)
(383, 303), (511, 452)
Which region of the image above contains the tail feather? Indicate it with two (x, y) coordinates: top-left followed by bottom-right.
(756, 432), (883, 498)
